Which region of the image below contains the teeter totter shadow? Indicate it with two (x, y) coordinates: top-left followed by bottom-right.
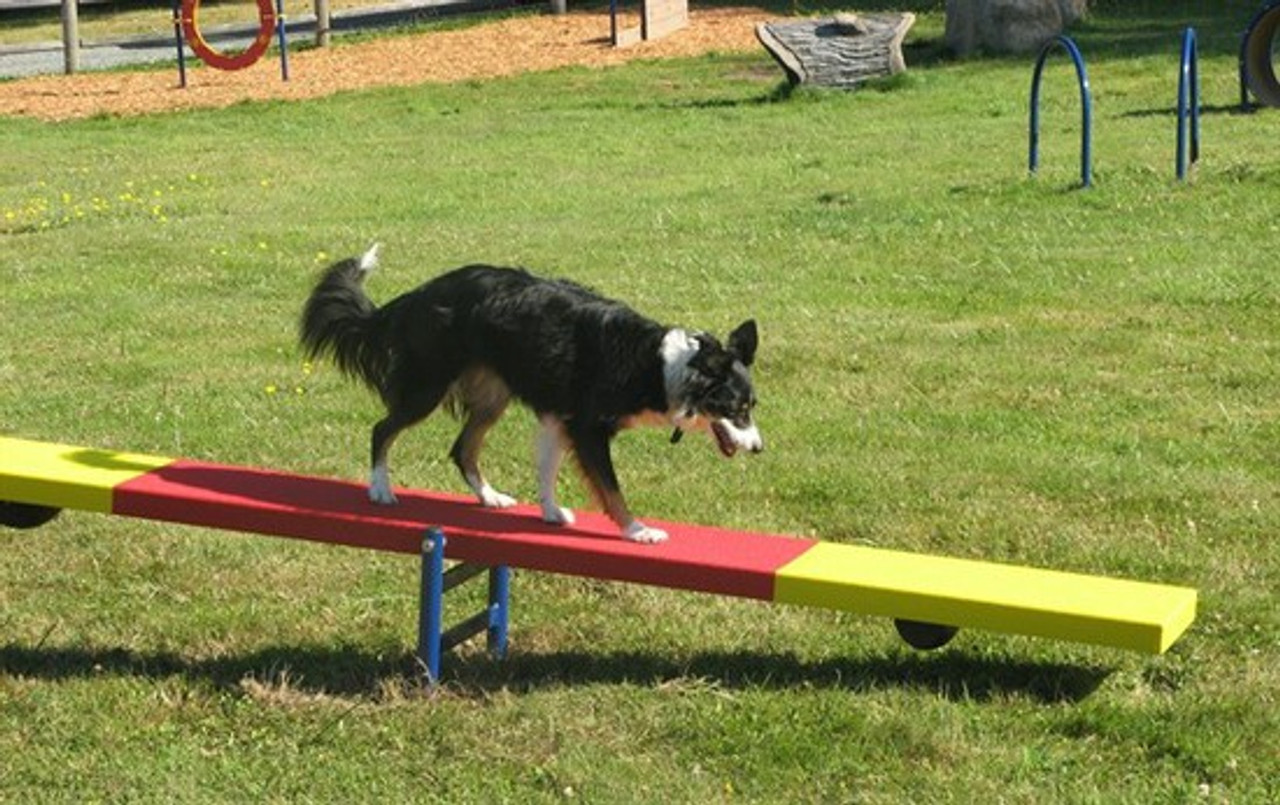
(1, 437), (1196, 682)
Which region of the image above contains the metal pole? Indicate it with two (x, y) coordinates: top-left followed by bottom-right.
(172, 0), (187, 88)
(1177, 27), (1199, 181)
(275, 0), (289, 81)
(1028, 36), (1092, 189)
(488, 565), (510, 659)
(60, 0), (79, 75)
(418, 528), (446, 684)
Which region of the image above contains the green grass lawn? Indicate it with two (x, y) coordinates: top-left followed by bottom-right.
(2, 1), (1278, 801)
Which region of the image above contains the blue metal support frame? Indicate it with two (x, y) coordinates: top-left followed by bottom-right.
(1177, 27), (1200, 182)
(418, 528), (446, 682)
(1029, 35), (1092, 189)
(171, 0), (187, 88)
(417, 527), (510, 684)
(488, 564), (510, 657)
(275, 0), (290, 81)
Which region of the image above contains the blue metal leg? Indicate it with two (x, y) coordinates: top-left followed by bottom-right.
(488, 565), (510, 659)
(418, 528), (445, 683)
(417, 527), (512, 684)
(275, 0), (289, 81)
(171, 0), (187, 88)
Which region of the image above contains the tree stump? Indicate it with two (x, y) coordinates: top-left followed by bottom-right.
(756, 12), (916, 89)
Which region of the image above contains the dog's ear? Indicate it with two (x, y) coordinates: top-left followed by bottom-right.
(728, 320), (758, 366)
(689, 334), (722, 371)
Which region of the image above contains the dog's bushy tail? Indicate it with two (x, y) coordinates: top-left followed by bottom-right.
(300, 244), (389, 391)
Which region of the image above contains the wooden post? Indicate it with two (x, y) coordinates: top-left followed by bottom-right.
(550, 0), (566, 15)
(315, 0), (331, 47)
(61, 0), (80, 74)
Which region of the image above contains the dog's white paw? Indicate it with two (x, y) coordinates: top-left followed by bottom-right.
(479, 485), (518, 509)
(541, 504), (576, 527)
(368, 465), (396, 501)
(369, 466), (397, 505)
(623, 521), (668, 544)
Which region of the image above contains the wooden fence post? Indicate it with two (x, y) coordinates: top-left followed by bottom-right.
(315, 0), (331, 47)
(61, 0), (80, 74)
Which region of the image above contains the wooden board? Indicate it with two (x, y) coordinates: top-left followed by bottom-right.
(1, 436), (1197, 653)
(643, 0), (687, 42)
(775, 543), (1196, 654)
(612, 0), (687, 47)
(0, 438), (172, 513)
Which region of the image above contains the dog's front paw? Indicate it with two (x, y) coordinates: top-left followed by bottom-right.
(623, 521), (668, 544)
(541, 504), (576, 527)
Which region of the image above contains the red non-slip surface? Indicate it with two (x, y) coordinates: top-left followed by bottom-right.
(114, 460), (816, 601)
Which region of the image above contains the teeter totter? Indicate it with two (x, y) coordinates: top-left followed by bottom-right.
(1, 436), (1196, 680)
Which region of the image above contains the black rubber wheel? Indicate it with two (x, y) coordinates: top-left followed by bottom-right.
(894, 618), (959, 651)
(0, 501), (62, 529)
(1244, 4), (1280, 107)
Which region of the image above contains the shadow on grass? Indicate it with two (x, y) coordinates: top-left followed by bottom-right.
(0, 640), (1110, 704)
(1119, 102), (1258, 120)
(456, 648), (1110, 703)
(0, 642), (406, 694)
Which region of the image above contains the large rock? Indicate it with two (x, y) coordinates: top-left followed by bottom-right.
(946, 0), (1089, 56)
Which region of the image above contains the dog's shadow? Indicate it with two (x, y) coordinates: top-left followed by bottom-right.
(0, 641), (1110, 704)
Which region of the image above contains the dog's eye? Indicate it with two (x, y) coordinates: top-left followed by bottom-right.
(703, 387), (732, 409)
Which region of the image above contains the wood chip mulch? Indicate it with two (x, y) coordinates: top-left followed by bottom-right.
(0, 7), (778, 121)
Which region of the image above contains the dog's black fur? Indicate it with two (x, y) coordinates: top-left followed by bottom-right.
(300, 245), (761, 543)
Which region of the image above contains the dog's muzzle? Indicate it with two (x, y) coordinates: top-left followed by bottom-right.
(711, 419), (763, 458)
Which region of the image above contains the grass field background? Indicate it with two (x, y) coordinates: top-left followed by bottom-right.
(2, 1), (1278, 801)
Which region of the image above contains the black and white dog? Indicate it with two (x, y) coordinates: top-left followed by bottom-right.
(300, 245), (762, 544)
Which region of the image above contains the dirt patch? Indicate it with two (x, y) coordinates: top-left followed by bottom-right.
(0, 7), (779, 121)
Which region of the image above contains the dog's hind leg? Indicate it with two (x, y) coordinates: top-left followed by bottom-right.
(369, 378), (451, 505)
(449, 369), (517, 509)
(567, 422), (667, 544)
(536, 416), (575, 526)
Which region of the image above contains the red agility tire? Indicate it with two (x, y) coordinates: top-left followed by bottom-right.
(181, 0), (276, 72)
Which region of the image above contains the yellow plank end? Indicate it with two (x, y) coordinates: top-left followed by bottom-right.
(775, 543), (1196, 654)
(0, 437), (172, 513)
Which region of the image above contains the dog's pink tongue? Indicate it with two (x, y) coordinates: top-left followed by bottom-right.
(712, 422), (738, 458)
